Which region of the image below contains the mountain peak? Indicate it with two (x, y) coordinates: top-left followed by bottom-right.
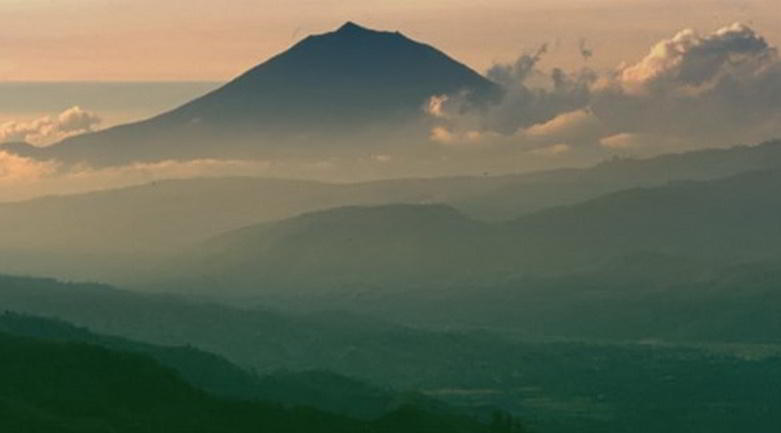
(336, 21), (370, 34)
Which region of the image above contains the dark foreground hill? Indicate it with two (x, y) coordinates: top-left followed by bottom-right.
(0, 330), (496, 433)
(0, 311), (413, 420)
(2, 274), (781, 433)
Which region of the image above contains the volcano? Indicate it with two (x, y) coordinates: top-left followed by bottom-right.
(9, 22), (497, 167)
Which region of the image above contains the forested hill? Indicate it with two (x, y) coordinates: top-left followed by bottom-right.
(0, 330), (500, 433)
(0, 311), (442, 420)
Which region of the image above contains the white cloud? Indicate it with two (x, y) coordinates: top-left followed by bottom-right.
(593, 23), (781, 151)
(57, 106), (102, 134)
(0, 106), (102, 146)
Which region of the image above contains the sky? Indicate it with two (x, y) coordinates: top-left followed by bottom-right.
(1, 0), (778, 82)
(0, 82), (219, 130)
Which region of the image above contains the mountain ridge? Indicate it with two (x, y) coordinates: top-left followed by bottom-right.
(4, 140), (781, 283)
(149, 168), (781, 298)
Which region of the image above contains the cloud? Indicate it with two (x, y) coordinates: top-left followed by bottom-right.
(57, 106), (102, 134)
(529, 143), (571, 157)
(0, 106), (102, 146)
(617, 23), (776, 96)
(425, 55), (595, 142)
(0, 157), (279, 201)
(430, 126), (456, 143)
(425, 22), (781, 161)
(523, 109), (602, 143)
(425, 95), (450, 118)
(593, 23), (781, 150)
(428, 126), (498, 149)
(599, 133), (645, 149)
(486, 44), (549, 85)
(0, 151), (59, 183)
(0, 152), (456, 202)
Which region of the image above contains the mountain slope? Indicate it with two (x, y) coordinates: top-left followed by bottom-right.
(8, 22), (497, 167)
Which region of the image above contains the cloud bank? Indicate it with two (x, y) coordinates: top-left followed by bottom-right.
(426, 23), (781, 158)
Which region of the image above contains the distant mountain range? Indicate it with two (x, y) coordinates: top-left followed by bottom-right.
(2, 139), (781, 283)
(150, 169), (781, 301)
(2, 22), (497, 167)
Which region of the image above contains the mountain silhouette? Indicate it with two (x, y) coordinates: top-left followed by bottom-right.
(9, 22), (497, 166)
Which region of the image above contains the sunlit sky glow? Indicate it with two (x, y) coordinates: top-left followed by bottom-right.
(1, 0), (778, 82)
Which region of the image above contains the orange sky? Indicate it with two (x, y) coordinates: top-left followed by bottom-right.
(1, 0), (778, 81)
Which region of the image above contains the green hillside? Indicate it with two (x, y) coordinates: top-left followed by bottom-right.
(0, 330), (494, 433)
(2, 275), (781, 432)
(0, 312), (407, 419)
